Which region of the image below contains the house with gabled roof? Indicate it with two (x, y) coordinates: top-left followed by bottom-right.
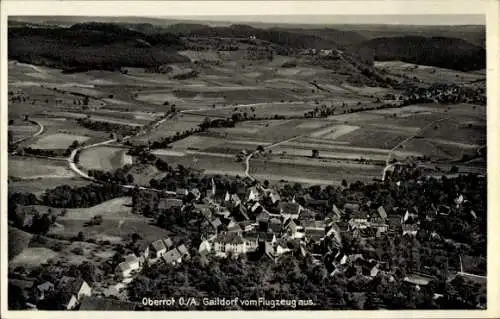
(402, 224), (419, 236)
(35, 281), (54, 301)
(269, 191), (281, 205)
(246, 187), (261, 202)
(344, 203), (360, 214)
(177, 244), (190, 260)
(57, 276), (92, 310)
(163, 248), (182, 265)
(268, 217), (282, 234)
(213, 232), (254, 256)
(199, 239), (212, 255)
(279, 202), (303, 220)
(116, 254), (141, 279)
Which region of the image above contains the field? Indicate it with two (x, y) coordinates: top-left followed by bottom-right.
(374, 61), (485, 85)
(8, 178), (91, 198)
(8, 156), (75, 179)
(28, 133), (90, 150)
(79, 146), (132, 171)
(8, 121), (38, 142)
(43, 197), (171, 244)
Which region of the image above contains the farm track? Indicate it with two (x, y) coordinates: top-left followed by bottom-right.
(11, 119), (45, 145)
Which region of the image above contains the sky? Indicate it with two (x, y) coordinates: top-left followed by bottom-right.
(169, 14), (485, 26)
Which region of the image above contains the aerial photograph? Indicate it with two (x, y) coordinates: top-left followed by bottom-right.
(6, 13), (487, 311)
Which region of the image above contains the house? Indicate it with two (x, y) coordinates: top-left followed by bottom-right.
(210, 218), (223, 231)
(177, 244), (190, 260)
(377, 206), (387, 219)
(302, 219), (326, 231)
(402, 224), (419, 236)
(404, 273), (437, 290)
(349, 211), (370, 229)
(269, 191), (281, 205)
(116, 254), (140, 278)
(246, 187), (261, 202)
(239, 220), (256, 232)
(189, 188), (202, 201)
(79, 296), (137, 310)
(261, 241), (277, 262)
(343, 203), (360, 214)
(279, 202), (303, 220)
(213, 232), (252, 256)
(163, 248), (182, 265)
(256, 210), (271, 222)
(150, 238), (173, 259)
(214, 206), (232, 219)
(258, 232), (277, 245)
(268, 218), (282, 233)
(331, 204), (343, 221)
(305, 228), (325, 243)
(57, 276), (92, 310)
(250, 202), (263, 214)
(283, 218), (300, 237)
(370, 223), (389, 234)
(198, 239), (212, 255)
(227, 221), (243, 234)
(133, 240), (150, 266)
(176, 188), (188, 196)
(34, 281), (53, 301)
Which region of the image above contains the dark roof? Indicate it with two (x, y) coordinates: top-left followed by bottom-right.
(151, 239), (166, 252)
(10, 279), (35, 291)
(163, 248), (182, 264)
(259, 232), (275, 242)
(79, 296), (137, 311)
(58, 276), (86, 295)
(344, 203), (360, 212)
(302, 220), (325, 230)
(377, 206), (387, 219)
(215, 232), (244, 245)
(163, 238), (173, 249)
(177, 244), (189, 256)
(280, 202), (301, 214)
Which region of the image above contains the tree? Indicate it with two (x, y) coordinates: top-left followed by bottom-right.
(256, 145), (265, 153)
(341, 179), (348, 188)
(312, 149), (319, 158)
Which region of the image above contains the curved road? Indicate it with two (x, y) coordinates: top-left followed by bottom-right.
(11, 119), (45, 145)
(382, 116), (453, 181)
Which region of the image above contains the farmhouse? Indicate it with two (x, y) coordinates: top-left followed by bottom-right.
(279, 202), (303, 220)
(150, 237), (173, 259)
(402, 224), (419, 236)
(116, 254), (140, 278)
(163, 248), (182, 265)
(35, 281), (54, 301)
(213, 232), (258, 256)
(57, 276), (92, 310)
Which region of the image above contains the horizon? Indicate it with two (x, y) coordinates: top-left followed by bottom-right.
(9, 14), (486, 27)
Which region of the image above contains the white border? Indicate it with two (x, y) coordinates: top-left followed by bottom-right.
(1, 1), (498, 319)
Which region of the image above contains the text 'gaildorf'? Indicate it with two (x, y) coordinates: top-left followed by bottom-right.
(142, 297), (315, 308)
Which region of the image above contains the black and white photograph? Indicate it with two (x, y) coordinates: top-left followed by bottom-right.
(1, 0), (498, 317)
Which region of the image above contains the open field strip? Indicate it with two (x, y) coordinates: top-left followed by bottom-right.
(278, 141), (422, 156)
(29, 133), (91, 149)
(79, 146), (131, 171)
(269, 147), (389, 161)
(9, 156), (76, 179)
(310, 124), (361, 139)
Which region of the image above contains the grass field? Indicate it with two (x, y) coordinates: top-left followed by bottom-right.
(374, 61), (485, 85)
(10, 247), (59, 269)
(79, 146), (132, 171)
(29, 133), (91, 150)
(8, 178), (91, 198)
(9, 156), (75, 179)
(8, 226), (33, 260)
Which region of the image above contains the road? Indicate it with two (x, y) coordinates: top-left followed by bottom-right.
(382, 116), (453, 181)
(11, 119), (45, 145)
(244, 134), (304, 181)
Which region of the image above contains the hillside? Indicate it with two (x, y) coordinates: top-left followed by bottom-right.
(182, 24), (340, 49)
(354, 36), (485, 71)
(270, 27), (367, 48)
(8, 23), (188, 72)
